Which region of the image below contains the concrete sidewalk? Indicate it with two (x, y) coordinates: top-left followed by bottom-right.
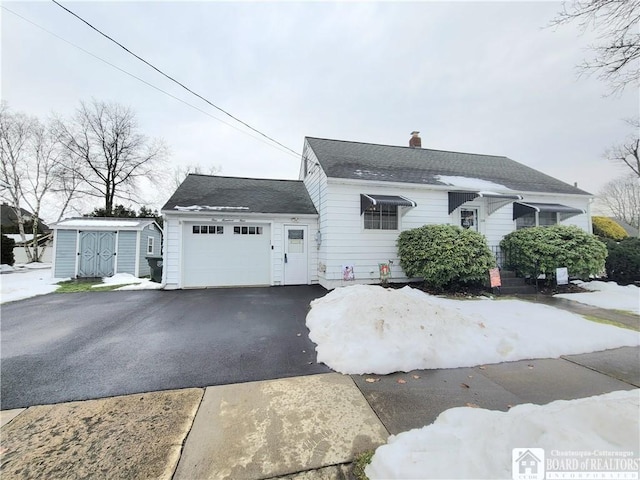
(1, 296), (638, 480)
(2, 346), (638, 480)
(0, 374), (389, 480)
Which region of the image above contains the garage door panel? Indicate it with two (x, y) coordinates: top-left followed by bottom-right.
(183, 223), (270, 287)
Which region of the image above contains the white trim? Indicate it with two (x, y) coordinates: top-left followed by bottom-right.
(134, 230), (141, 277)
(114, 231), (120, 274)
(51, 229), (58, 277)
(74, 231), (80, 277)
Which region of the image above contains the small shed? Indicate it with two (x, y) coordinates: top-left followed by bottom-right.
(51, 218), (162, 279)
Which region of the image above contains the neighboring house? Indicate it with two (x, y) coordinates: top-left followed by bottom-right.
(609, 217), (639, 237)
(1, 203), (50, 232)
(162, 134), (591, 290)
(6, 233), (53, 263)
(51, 217), (162, 278)
(162, 176), (318, 289)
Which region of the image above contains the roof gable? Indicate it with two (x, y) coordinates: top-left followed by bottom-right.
(305, 137), (591, 196)
(162, 175), (318, 215)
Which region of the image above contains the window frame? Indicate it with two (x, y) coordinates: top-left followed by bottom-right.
(363, 203), (399, 231)
(147, 236), (154, 255)
(515, 211), (559, 230)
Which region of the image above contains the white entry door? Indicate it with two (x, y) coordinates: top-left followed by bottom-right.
(284, 225), (308, 285)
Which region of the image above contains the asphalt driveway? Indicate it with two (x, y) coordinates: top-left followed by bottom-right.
(1, 286), (331, 410)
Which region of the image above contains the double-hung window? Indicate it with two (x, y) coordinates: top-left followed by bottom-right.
(364, 204), (398, 230)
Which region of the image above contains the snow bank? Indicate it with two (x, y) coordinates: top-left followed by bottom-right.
(306, 285), (639, 374)
(555, 281), (640, 315)
(366, 389), (640, 479)
(0, 265), (67, 304)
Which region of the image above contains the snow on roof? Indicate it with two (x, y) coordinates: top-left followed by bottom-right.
(434, 175), (511, 191)
(5, 234), (35, 242)
(174, 205), (250, 212)
(52, 218), (154, 229)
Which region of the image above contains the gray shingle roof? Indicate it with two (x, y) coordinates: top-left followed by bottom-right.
(306, 137), (591, 195)
(162, 175), (318, 215)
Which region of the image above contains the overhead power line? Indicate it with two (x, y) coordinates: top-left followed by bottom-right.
(50, 0), (301, 157)
(2, 5), (299, 158)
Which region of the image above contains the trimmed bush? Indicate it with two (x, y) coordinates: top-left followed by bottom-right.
(397, 224), (496, 289)
(592, 216), (628, 241)
(1, 234), (15, 266)
(604, 237), (640, 284)
(499, 225), (607, 280)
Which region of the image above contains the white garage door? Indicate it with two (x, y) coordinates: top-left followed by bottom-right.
(182, 223), (271, 287)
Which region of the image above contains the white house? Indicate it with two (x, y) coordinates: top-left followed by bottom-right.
(162, 134), (591, 290)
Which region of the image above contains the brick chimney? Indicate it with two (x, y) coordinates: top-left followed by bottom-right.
(409, 131), (421, 148)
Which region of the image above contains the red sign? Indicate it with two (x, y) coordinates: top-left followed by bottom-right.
(489, 268), (501, 288)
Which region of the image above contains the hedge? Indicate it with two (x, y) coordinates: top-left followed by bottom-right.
(1, 234), (15, 266)
(499, 225), (607, 280)
(604, 238), (640, 284)
(397, 224), (495, 289)
(592, 216), (628, 241)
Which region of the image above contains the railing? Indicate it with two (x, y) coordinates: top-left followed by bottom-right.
(491, 244), (540, 280)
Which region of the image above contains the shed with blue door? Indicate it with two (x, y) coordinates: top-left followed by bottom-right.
(51, 218), (162, 279)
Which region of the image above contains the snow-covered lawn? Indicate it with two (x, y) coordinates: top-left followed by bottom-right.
(0, 264), (67, 304)
(0, 265), (161, 304)
(306, 285), (640, 375)
(366, 389), (640, 480)
(555, 280), (640, 315)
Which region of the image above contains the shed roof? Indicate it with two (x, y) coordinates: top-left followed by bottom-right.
(52, 217), (158, 230)
(305, 137), (591, 196)
(162, 175), (318, 215)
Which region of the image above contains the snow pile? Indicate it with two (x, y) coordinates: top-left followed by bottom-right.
(555, 281), (640, 315)
(0, 264), (67, 304)
(306, 285), (639, 374)
(92, 273), (162, 290)
(366, 390), (640, 480)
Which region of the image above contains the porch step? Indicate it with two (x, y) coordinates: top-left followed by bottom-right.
(494, 270), (537, 295)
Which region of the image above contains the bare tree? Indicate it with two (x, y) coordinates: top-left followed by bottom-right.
(0, 103), (33, 252)
(56, 99), (167, 215)
(598, 175), (640, 229)
(0, 103), (66, 262)
(604, 118), (640, 177)
(552, 0), (640, 92)
(172, 163), (221, 189)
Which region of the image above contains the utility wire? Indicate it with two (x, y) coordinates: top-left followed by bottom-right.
(50, 0), (302, 158)
(2, 5), (299, 159)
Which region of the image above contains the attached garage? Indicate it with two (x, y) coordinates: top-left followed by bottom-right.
(51, 218), (163, 279)
(182, 222), (271, 287)
(162, 175), (318, 289)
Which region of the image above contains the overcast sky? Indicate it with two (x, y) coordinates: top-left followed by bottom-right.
(2, 1), (638, 217)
